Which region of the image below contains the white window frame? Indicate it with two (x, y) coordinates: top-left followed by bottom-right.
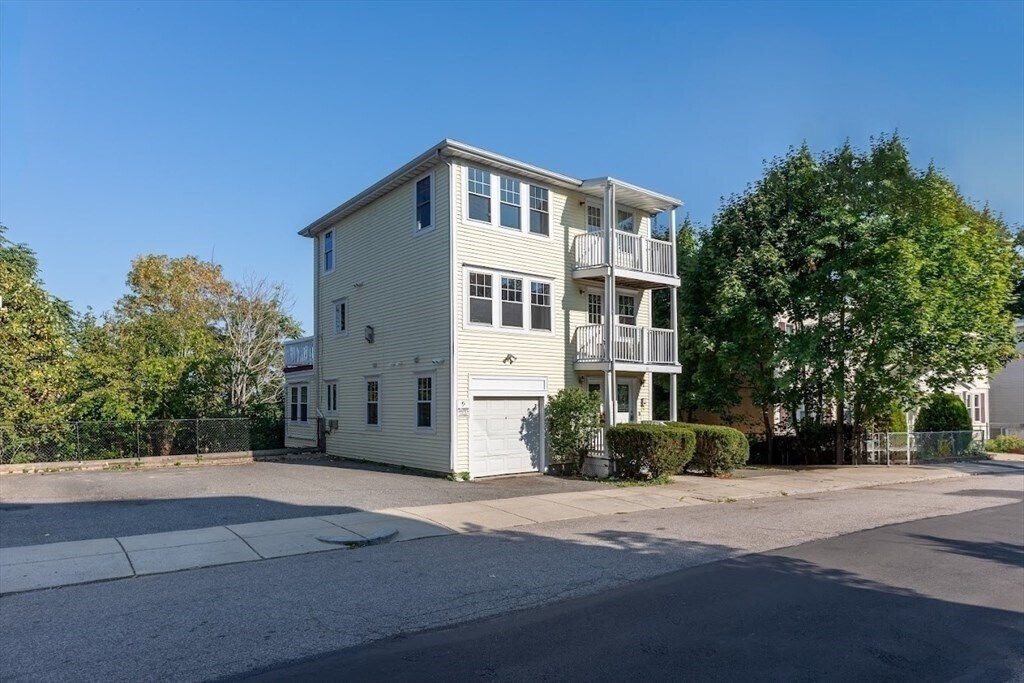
(466, 166), (493, 225)
(617, 293), (638, 326)
(463, 267), (555, 335)
(500, 276), (524, 329)
(616, 209), (636, 233)
(530, 281), (552, 332)
(333, 298), (348, 336)
(463, 165), (551, 240)
(289, 384), (309, 423)
(499, 177), (522, 231)
(323, 230), (334, 274)
(529, 185), (550, 236)
(414, 372), (435, 433)
(325, 380), (338, 414)
(413, 172), (435, 236)
(365, 376), (381, 429)
(586, 203), (603, 233)
(587, 292), (603, 325)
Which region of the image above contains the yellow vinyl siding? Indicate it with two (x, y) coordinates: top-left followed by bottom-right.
(316, 165), (452, 472)
(453, 162), (655, 472)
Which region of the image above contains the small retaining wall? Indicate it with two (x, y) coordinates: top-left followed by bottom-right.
(0, 448), (319, 476)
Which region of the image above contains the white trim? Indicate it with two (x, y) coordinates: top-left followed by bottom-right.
(461, 162), (552, 241)
(324, 379), (339, 415)
(462, 266), (555, 335)
(364, 375), (382, 430)
(288, 383), (310, 423)
(465, 164), (494, 226)
(332, 298), (348, 336)
(414, 370), (436, 433)
(469, 375), (547, 397)
(412, 170), (436, 237)
(323, 230), (335, 274)
(447, 159), (458, 473)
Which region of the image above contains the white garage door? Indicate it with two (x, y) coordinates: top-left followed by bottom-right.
(470, 397), (543, 477)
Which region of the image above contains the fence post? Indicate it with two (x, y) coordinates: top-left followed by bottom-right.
(75, 422), (81, 461)
(136, 422), (141, 459)
(196, 418), (200, 455)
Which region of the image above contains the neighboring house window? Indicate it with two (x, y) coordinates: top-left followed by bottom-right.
(290, 385), (308, 422)
(587, 293), (603, 325)
(617, 294), (637, 326)
(501, 277), (524, 328)
(469, 272), (493, 324)
(530, 282), (551, 331)
(499, 178), (521, 230)
(415, 176), (432, 232)
(333, 299), (347, 335)
(325, 382), (338, 413)
(467, 167), (491, 222)
(529, 186), (549, 236)
(416, 374), (434, 429)
(617, 210), (635, 232)
(366, 378), (380, 427)
(587, 205), (602, 233)
(323, 231), (334, 273)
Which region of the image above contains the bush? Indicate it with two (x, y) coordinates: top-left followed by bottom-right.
(915, 393), (972, 432)
(546, 387), (602, 474)
(607, 423), (695, 479)
(676, 423), (749, 475)
(985, 435), (1024, 454)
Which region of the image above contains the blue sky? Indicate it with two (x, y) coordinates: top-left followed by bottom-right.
(2, 0), (1022, 333)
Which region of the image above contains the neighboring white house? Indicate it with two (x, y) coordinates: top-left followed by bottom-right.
(283, 335), (316, 448)
(288, 140), (683, 477)
(989, 318), (1024, 437)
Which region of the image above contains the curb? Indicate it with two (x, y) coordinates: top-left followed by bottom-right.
(317, 527), (399, 548)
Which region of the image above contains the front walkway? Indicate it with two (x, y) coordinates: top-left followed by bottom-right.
(1, 460), (1015, 595)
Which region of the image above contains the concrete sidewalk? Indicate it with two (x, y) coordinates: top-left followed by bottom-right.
(0, 460), (1010, 596)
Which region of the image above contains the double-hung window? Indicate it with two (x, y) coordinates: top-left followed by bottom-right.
(587, 293), (603, 324)
(323, 231), (334, 273)
(416, 374), (434, 430)
(366, 378), (380, 427)
(468, 167), (492, 222)
(616, 210), (635, 232)
(530, 282), (551, 331)
(529, 186), (549, 236)
(415, 176), (432, 232)
(325, 382), (338, 413)
(586, 205), (602, 233)
(290, 386), (308, 422)
(617, 294), (637, 326)
(469, 272), (493, 324)
(333, 298), (347, 335)
(500, 277), (524, 328)
(499, 178), (521, 230)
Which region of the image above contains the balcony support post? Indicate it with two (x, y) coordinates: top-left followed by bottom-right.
(604, 181), (618, 436)
(669, 207), (679, 422)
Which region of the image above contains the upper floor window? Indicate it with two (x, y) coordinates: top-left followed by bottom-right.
(333, 298), (347, 335)
(499, 178), (521, 230)
(617, 210), (635, 232)
(587, 293), (603, 325)
(469, 272), (493, 324)
(416, 375), (434, 430)
(529, 186), (549, 236)
(415, 176), (433, 232)
(467, 167), (491, 222)
(586, 205), (602, 233)
(617, 294), (637, 326)
(530, 282), (552, 331)
(500, 277), (524, 328)
(323, 231), (334, 273)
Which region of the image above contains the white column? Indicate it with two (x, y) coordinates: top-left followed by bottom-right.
(604, 182), (617, 432)
(668, 207), (679, 422)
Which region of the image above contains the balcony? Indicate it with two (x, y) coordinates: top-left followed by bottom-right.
(573, 232), (680, 289)
(574, 324), (681, 373)
(283, 336), (314, 373)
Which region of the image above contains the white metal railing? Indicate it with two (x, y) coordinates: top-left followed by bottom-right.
(284, 337), (314, 368)
(574, 324), (677, 365)
(864, 430), (986, 465)
(572, 232), (675, 278)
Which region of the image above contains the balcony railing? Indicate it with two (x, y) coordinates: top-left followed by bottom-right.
(573, 232), (676, 279)
(574, 324), (677, 366)
(283, 337), (314, 369)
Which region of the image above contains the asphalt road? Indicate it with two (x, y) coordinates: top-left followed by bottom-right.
(239, 502), (1024, 683)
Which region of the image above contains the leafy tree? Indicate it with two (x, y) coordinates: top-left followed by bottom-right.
(915, 393), (971, 432)
(0, 225), (75, 424)
(653, 217), (700, 420)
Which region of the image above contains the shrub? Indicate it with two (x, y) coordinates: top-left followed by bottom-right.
(915, 393), (972, 432)
(606, 423), (695, 479)
(985, 435), (1024, 454)
(676, 423), (749, 475)
(546, 387), (602, 474)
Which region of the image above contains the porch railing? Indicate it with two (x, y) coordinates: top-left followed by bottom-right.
(573, 232), (675, 279)
(284, 337), (314, 368)
(574, 324), (677, 365)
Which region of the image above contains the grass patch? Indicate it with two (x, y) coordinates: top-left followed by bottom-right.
(603, 474), (674, 488)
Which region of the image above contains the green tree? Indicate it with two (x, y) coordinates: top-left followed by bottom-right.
(915, 393), (972, 432)
(0, 225), (75, 424)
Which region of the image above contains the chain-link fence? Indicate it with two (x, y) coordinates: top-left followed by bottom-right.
(865, 430), (986, 465)
(0, 417), (284, 465)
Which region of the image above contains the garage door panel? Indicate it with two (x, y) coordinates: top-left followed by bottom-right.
(470, 397), (542, 477)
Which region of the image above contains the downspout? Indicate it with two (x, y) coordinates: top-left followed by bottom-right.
(314, 234), (323, 448)
(604, 182), (617, 474)
(443, 152), (458, 475)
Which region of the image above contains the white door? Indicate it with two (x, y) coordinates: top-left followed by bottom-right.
(616, 381), (636, 423)
(470, 397), (543, 476)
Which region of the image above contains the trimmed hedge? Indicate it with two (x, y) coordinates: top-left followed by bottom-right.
(915, 393), (972, 432)
(985, 435), (1024, 454)
(674, 423), (749, 476)
(606, 423), (695, 479)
